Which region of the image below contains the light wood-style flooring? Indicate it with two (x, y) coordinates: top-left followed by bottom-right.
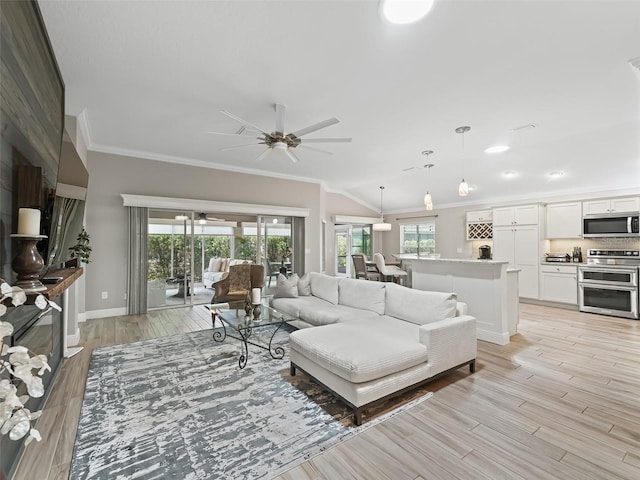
(13, 303), (640, 480)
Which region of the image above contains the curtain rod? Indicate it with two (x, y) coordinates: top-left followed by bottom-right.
(395, 214), (439, 220)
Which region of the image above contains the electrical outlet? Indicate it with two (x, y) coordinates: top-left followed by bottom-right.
(101, 291), (108, 300)
(457, 248), (463, 253)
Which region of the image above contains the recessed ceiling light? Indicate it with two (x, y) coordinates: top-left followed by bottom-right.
(485, 145), (510, 154)
(548, 171), (565, 179)
(379, 0), (434, 24)
(502, 170), (518, 178)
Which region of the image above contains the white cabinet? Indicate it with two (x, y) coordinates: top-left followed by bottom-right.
(466, 210), (493, 240)
(467, 210), (492, 222)
(540, 264), (578, 304)
(583, 197), (640, 215)
(493, 204), (540, 226)
(546, 202), (582, 238)
(493, 225), (540, 299)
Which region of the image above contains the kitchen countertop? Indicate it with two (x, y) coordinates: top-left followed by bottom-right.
(540, 262), (585, 266)
(394, 254), (508, 265)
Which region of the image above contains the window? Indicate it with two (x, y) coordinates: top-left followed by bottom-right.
(400, 223), (435, 255)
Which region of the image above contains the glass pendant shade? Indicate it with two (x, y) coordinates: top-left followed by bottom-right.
(423, 192), (433, 210)
(458, 179), (469, 196)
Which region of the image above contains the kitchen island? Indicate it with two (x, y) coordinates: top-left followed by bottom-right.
(394, 255), (519, 345)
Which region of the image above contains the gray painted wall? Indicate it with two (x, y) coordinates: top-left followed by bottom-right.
(84, 151), (377, 312)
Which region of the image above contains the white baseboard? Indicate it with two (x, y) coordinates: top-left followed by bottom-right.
(78, 312), (87, 323)
(85, 307), (127, 320)
(67, 329), (81, 347)
(477, 328), (510, 346)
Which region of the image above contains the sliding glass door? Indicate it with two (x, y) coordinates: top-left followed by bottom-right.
(335, 224), (372, 277)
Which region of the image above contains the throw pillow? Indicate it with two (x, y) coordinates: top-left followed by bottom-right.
(275, 273), (300, 298)
(209, 258), (222, 272)
(298, 273), (311, 296)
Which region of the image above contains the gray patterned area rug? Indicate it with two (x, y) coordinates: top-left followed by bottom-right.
(71, 325), (432, 479)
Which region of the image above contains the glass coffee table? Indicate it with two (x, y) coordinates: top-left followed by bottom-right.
(205, 301), (296, 369)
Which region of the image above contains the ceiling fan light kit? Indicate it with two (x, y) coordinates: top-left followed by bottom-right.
(373, 186), (392, 232)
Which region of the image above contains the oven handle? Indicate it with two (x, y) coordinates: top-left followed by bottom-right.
(579, 283), (638, 292)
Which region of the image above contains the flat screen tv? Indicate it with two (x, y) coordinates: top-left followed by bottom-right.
(0, 0), (65, 281)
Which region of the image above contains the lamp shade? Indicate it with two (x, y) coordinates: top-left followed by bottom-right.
(373, 221), (392, 232)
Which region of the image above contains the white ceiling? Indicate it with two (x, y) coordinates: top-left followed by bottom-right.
(38, 0), (640, 213)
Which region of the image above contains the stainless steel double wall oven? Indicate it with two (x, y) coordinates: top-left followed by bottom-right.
(578, 249), (640, 319)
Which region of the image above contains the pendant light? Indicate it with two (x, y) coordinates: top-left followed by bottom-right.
(456, 126), (471, 196)
(372, 186), (392, 232)
(422, 150), (434, 210)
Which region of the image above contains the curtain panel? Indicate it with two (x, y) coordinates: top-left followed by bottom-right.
(127, 206), (148, 315)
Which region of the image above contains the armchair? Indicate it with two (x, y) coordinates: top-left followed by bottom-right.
(212, 264), (265, 311)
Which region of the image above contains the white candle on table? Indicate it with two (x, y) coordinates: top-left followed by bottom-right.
(251, 288), (261, 304)
(17, 208), (41, 236)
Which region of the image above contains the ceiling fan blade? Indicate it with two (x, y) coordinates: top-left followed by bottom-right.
(298, 137), (352, 143)
(255, 148), (272, 162)
(285, 149), (300, 163)
(207, 130), (263, 138)
(275, 103), (286, 134)
(220, 110), (271, 137)
(289, 117), (339, 138)
(220, 143), (266, 151)
(298, 144), (334, 155)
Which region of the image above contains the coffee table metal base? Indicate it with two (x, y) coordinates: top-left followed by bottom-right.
(210, 311), (287, 369)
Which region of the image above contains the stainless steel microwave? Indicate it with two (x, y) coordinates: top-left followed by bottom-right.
(583, 214), (640, 237)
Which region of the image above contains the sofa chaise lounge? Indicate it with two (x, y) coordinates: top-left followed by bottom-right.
(272, 272), (477, 425)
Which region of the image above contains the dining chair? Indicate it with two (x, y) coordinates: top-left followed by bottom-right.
(352, 254), (380, 281)
(373, 253), (407, 285)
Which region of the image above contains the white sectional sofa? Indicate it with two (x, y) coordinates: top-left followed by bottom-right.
(203, 258), (251, 288)
(272, 272), (477, 425)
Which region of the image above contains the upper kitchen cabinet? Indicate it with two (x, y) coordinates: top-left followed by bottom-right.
(466, 209), (493, 240)
(583, 197), (640, 215)
(546, 202), (582, 238)
(493, 204), (542, 226)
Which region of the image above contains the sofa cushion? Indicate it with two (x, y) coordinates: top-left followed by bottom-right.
(298, 273), (311, 296)
(271, 295), (328, 319)
(338, 278), (386, 315)
(298, 304), (379, 327)
(385, 283), (457, 325)
(275, 273), (299, 299)
(309, 272), (340, 305)
(290, 323), (428, 383)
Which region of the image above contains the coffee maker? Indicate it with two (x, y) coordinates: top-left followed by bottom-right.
(479, 245), (492, 260)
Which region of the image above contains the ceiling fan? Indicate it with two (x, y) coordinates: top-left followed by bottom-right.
(198, 213), (225, 224)
(207, 103), (352, 163)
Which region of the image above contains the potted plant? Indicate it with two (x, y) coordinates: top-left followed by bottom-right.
(69, 227), (91, 264)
